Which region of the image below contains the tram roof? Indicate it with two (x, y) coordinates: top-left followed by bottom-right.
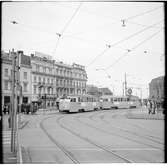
(67, 94), (98, 98)
(100, 95), (128, 98)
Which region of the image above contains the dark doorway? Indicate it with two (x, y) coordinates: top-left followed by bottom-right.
(23, 97), (28, 104)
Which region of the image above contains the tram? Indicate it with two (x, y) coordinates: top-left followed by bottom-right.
(59, 94), (100, 113)
(100, 95), (140, 109)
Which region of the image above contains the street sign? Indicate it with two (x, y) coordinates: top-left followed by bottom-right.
(127, 88), (132, 95)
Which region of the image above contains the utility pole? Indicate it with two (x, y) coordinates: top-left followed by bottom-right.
(122, 82), (124, 96)
(16, 51), (22, 128)
(11, 49), (17, 153)
(125, 73), (127, 96)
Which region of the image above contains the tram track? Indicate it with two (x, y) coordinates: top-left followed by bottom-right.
(74, 112), (163, 151)
(56, 115), (134, 163)
(99, 113), (164, 144)
(89, 110), (163, 144)
(40, 115), (80, 164)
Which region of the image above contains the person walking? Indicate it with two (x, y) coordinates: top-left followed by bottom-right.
(147, 100), (152, 114)
(152, 100), (156, 114)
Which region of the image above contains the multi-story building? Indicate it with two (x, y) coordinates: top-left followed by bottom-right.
(1, 50), (88, 110)
(1, 50), (32, 109)
(149, 76), (164, 100)
(31, 52), (56, 108)
(31, 52), (87, 108)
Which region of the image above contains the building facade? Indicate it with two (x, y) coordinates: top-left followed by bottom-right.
(1, 50), (32, 109)
(1, 50), (88, 109)
(149, 76), (164, 100)
(31, 52), (56, 108)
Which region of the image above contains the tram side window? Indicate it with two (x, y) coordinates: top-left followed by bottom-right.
(103, 98), (108, 102)
(70, 98), (76, 102)
(110, 98), (113, 103)
(114, 98), (117, 102)
(127, 98), (130, 102)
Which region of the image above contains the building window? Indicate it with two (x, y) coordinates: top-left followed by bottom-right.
(43, 77), (45, 83)
(36, 65), (39, 72)
(23, 82), (28, 92)
(34, 85), (36, 94)
(34, 76), (36, 83)
(24, 72), (27, 80)
(50, 68), (52, 74)
(51, 79), (53, 84)
(38, 77), (41, 83)
(4, 80), (8, 90)
(43, 67), (46, 73)
(4, 68), (8, 77)
(47, 78), (50, 84)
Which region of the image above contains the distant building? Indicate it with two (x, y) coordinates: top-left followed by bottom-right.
(149, 76), (164, 100)
(86, 85), (112, 97)
(1, 50), (32, 109)
(98, 87), (113, 96)
(86, 85), (99, 96)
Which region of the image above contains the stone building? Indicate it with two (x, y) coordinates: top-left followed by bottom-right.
(31, 52), (87, 108)
(2, 50), (87, 109)
(149, 76), (164, 100)
(31, 52), (56, 108)
(1, 50), (32, 109)
(86, 85), (112, 97)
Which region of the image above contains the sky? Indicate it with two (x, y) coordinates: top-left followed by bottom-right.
(2, 1), (165, 98)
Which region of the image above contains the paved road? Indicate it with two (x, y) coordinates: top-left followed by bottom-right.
(19, 108), (164, 163)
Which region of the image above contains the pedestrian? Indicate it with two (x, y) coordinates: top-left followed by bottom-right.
(3, 104), (7, 114)
(147, 100), (152, 114)
(152, 100), (156, 114)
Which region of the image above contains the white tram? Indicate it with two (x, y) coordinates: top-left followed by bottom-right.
(59, 94), (100, 113)
(100, 95), (140, 109)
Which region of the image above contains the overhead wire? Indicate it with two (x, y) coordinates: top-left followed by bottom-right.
(86, 46), (111, 67)
(52, 2), (82, 55)
(105, 28), (163, 70)
(61, 2), (82, 35)
(125, 5), (163, 21)
(85, 19), (163, 68)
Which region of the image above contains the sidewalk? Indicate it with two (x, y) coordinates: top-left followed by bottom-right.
(2, 114), (28, 163)
(126, 107), (165, 120)
(2, 114), (17, 163)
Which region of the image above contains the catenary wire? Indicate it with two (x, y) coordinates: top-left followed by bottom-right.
(52, 2), (82, 55)
(105, 28), (163, 70)
(125, 5), (163, 21)
(86, 46), (111, 67)
(86, 19), (163, 67)
(61, 2), (82, 35)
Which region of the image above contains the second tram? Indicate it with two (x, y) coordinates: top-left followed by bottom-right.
(100, 95), (140, 109)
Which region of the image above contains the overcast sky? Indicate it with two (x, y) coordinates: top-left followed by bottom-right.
(2, 2), (165, 98)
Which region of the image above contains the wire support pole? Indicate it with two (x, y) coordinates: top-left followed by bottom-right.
(11, 49), (17, 153)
